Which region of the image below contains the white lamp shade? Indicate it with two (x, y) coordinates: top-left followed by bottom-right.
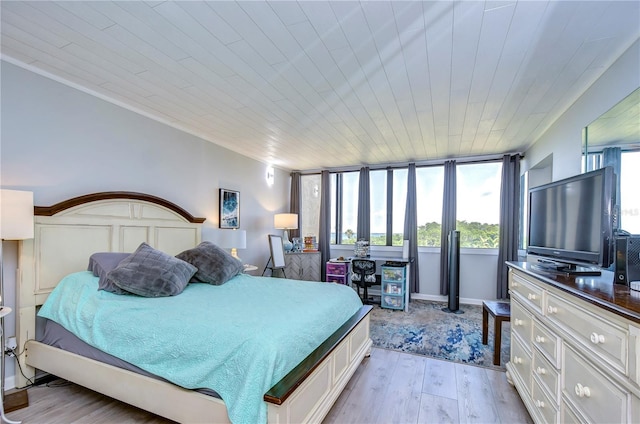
(274, 213), (298, 230)
(1, 189), (34, 240)
(215, 229), (247, 250)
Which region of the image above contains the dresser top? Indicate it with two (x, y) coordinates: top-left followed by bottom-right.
(507, 261), (640, 324)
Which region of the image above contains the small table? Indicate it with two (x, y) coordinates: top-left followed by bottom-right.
(243, 264), (258, 273)
(482, 301), (511, 366)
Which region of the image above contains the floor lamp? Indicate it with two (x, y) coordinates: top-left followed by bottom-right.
(0, 189), (33, 424)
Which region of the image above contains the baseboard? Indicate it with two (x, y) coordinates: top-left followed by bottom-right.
(5, 388), (29, 413)
(410, 293), (483, 306)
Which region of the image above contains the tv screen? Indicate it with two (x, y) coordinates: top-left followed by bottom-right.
(527, 167), (615, 269)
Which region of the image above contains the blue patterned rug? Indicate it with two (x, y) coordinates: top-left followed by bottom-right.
(369, 299), (510, 368)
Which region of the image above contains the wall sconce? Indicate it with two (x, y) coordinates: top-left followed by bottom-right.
(266, 166), (275, 186)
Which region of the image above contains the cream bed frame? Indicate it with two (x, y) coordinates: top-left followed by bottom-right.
(15, 192), (372, 423)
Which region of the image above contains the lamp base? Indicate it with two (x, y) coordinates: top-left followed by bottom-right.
(282, 230), (293, 252)
(230, 248), (242, 262)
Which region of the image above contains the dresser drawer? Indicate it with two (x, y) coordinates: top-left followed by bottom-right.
(533, 349), (560, 405)
(533, 320), (561, 368)
(563, 345), (629, 424)
(560, 400), (585, 424)
(326, 262), (347, 276)
(532, 376), (559, 424)
(547, 292), (628, 374)
(512, 299), (533, 350)
(510, 270), (544, 314)
(511, 333), (533, 396)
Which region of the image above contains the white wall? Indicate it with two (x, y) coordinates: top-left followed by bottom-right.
(523, 39), (640, 180)
(1, 61), (291, 386)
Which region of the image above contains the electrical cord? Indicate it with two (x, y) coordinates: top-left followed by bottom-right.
(4, 347), (35, 388)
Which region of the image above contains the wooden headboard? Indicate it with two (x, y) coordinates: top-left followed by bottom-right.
(16, 192), (205, 386)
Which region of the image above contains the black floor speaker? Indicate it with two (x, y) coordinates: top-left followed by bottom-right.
(615, 235), (640, 285)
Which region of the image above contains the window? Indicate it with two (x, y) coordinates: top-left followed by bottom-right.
(335, 171), (358, 244)
(300, 175), (321, 241)
(456, 162), (502, 248)
(584, 149), (640, 233)
(391, 169), (407, 246)
(369, 170), (387, 245)
(416, 166), (444, 246)
(302, 160), (503, 249)
(620, 150), (640, 233)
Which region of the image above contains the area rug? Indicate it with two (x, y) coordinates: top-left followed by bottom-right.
(369, 299), (510, 368)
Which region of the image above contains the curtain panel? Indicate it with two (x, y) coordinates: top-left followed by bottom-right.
(404, 163), (420, 294)
(318, 170), (332, 281)
(602, 147), (621, 215)
(439, 160), (457, 295)
(357, 167), (371, 241)
(496, 154), (521, 299)
(289, 172), (301, 240)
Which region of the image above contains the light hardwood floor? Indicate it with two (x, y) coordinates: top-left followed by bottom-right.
(6, 348), (531, 424)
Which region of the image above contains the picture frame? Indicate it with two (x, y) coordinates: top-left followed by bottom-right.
(219, 188), (240, 229)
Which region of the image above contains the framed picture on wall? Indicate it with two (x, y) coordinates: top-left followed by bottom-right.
(219, 188), (240, 229)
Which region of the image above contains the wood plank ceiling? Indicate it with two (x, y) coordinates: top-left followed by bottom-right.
(1, 1), (639, 171)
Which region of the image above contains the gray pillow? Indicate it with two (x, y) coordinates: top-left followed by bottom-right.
(107, 243), (197, 297)
(88, 252), (132, 294)
(176, 241), (243, 285)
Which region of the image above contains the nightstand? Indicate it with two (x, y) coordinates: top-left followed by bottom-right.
(0, 307), (20, 424)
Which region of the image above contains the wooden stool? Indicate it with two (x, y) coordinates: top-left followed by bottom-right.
(482, 301), (511, 365)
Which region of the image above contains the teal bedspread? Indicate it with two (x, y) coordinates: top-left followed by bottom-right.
(38, 272), (363, 424)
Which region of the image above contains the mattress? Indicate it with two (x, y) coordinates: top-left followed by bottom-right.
(38, 318), (220, 398)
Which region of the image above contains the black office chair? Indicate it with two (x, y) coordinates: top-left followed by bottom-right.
(351, 259), (377, 304)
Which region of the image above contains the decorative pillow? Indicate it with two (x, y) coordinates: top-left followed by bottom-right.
(176, 241), (243, 285)
(107, 243), (197, 297)
(88, 252), (133, 294)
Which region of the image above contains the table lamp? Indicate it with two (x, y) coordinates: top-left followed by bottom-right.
(274, 213), (298, 252)
(0, 189), (33, 424)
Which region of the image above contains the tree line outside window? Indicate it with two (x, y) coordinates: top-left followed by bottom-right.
(301, 161), (503, 249)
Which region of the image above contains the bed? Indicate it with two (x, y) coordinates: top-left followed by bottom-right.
(15, 192), (373, 423)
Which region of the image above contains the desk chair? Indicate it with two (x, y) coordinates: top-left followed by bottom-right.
(351, 259), (377, 304)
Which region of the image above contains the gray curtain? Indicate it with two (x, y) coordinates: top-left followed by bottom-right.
(356, 167), (370, 241)
(440, 160), (457, 295)
(496, 154), (521, 299)
(289, 172), (301, 240)
(318, 170), (331, 281)
(602, 147), (621, 222)
(404, 163), (420, 294)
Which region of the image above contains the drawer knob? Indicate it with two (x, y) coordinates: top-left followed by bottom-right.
(514, 319), (524, 326)
(575, 383), (591, 398)
(535, 335), (546, 343)
(534, 399), (545, 408)
(512, 282), (519, 287)
(528, 293), (537, 301)
(514, 356), (523, 364)
(590, 332), (605, 344)
(536, 367), (547, 375)
(547, 305), (557, 314)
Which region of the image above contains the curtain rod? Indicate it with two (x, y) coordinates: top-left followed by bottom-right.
(294, 152), (524, 175)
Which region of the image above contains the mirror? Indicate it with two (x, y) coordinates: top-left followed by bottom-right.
(583, 87), (640, 171)
(582, 87), (640, 234)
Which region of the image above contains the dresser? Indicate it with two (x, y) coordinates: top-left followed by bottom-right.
(506, 262), (640, 423)
(282, 252), (321, 281)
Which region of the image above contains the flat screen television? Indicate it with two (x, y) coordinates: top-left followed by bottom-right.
(527, 167), (616, 273)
